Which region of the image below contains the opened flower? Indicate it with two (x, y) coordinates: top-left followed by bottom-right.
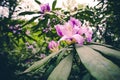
(55, 20), (84, 45)
(78, 25), (93, 42)
(55, 17), (93, 45)
(48, 40), (59, 52)
(40, 3), (50, 13)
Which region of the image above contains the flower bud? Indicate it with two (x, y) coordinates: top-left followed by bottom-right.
(48, 41), (59, 52)
(40, 3), (50, 13)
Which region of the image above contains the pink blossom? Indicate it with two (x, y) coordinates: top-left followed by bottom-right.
(40, 54), (46, 59)
(55, 17), (93, 45)
(13, 30), (16, 33)
(40, 3), (50, 13)
(26, 30), (30, 35)
(28, 45), (34, 49)
(55, 24), (64, 37)
(72, 34), (84, 45)
(78, 26), (93, 42)
(55, 20), (84, 45)
(68, 17), (82, 27)
(48, 41), (59, 52)
(25, 42), (29, 45)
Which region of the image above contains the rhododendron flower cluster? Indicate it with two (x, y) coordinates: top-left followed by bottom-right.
(48, 17), (93, 52)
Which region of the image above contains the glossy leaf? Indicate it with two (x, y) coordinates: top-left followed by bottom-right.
(25, 35), (36, 41)
(56, 48), (67, 64)
(23, 49), (63, 73)
(22, 16), (40, 27)
(34, 0), (41, 4)
(48, 54), (73, 80)
(76, 45), (120, 80)
(19, 11), (38, 15)
(52, 0), (57, 10)
(82, 73), (91, 80)
(88, 45), (120, 60)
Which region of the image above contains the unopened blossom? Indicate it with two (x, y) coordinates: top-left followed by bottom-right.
(25, 42), (29, 45)
(26, 30), (30, 35)
(40, 3), (50, 13)
(28, 45), (34, 49)
(13, 30), (16, 33)
(40, 54), (46, 59)
(48, 41), (59, 52)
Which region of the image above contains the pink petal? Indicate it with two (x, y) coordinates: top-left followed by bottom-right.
(63, 22), (73, 36)
(40, 3), (50, 13)
(68, 17), (82, 27)
(59, 35), (69, 41)
(48, 40), (59, 49)
(72, 34), (84, 45)
(55, 24), (64, 37)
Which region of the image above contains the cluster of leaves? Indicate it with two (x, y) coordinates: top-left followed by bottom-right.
(0, 0), (120, 80)
(0, 0), (41, 80)
(22, 43), (120, 80)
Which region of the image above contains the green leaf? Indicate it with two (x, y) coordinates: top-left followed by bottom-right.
(44, 65), (55, 79)
(25, 35), (36, 41)
(83, 10), (94, 16)
(19, 11), (37, 15)
(52, 0), (57, 10)
(34, 0), (41, 4)
(56, 48), (67, 64)
(23, 49), (63, 73)
(22, 16), (40, 27)
(88, 45), (120, 60)
(82, 73), (91, 80)
(48, 54), (73, 80)
(76, 45), (120, 80)
(54, 8), (61, 10)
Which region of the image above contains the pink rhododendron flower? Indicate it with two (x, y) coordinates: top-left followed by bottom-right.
(55, 17), (93, 45)
(48, 41), (59, 52)
(55, 20), (84, 45)
(72, 34), (84, 45)
(40, 3), (50, 13)
(78, 26), (93, 42)
(48, 17), (93, 50)
(55, 24), (64, 37)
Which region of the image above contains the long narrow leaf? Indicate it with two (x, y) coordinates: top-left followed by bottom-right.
(34, 0), (41, 4)
(52, 0), (57, 10)
(19, 11), (37, 15)
(76, 45), (120, 80)
(48, 54), (73, 80)
(88, 45), (120, 60)
(23, 49), (64, 73)
(22, 16), (40, 27)
(56, 48), (67, 64)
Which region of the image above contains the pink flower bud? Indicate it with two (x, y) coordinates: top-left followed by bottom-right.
(40, 3), (50, 13)
(26, 30), (30, 35)
(48, 41), (59, 52)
